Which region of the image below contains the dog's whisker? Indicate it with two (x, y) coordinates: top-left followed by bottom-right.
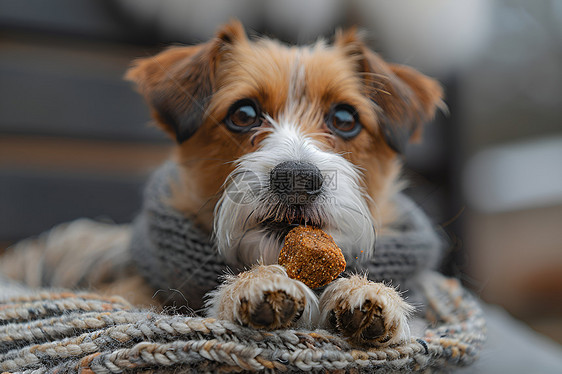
(337, 202), (373, 229)
(241, 209), (259, 232)
(194, 195), (222, 218)
(307, 131), (336, 142)
(364, 85), (392, 96)
(332, 201), (377, 240)
(357, 71), (390, 80)
(160, 252), (219, 308)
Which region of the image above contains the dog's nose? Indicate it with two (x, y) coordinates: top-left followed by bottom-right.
(270, 161), (323, 204)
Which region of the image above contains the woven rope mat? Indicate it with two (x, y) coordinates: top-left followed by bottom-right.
(0, 272), (485, 374)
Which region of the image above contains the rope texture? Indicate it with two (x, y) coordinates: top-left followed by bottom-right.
(0, 271), (485, 373)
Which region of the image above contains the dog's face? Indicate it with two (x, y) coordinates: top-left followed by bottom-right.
(127, 21), (443, 267)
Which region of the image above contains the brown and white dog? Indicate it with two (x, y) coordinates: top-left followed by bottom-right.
(123, 21), (443, 347)
(0, 20), (443, 348)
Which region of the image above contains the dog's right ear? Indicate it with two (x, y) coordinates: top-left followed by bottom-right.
(335, 28), (444, 154)
(125, 20), (247, 143)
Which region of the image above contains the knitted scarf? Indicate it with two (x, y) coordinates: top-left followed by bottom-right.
(129, 162), (444, 307)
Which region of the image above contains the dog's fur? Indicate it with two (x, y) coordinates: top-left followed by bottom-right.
(2, 21), (443, 347)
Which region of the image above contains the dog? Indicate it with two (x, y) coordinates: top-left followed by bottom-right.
(122, 20), (443, 347)
(0, 20), (443, 348)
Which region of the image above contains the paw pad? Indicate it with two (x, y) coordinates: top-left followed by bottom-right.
(331, 300), (390, 345)
(242, 290), (304, 330)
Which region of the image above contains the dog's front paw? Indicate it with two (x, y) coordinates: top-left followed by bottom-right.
(320, 275), (414, 347)
(206, 265), (317, 330)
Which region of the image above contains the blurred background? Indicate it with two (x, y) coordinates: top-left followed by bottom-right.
(1, 0), (561, 359)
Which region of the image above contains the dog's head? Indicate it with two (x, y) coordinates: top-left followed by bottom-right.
(127, 21), (443, 267)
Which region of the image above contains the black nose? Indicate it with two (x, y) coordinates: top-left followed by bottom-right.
(270, 161), (323, 204)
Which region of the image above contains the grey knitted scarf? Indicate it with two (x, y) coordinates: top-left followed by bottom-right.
(129, 162), (443, 307)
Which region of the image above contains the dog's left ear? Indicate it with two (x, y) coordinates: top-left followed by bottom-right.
(125, 20), (248, 143)
(335, 29), (445, 153)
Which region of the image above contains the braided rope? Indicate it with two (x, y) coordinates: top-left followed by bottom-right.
(0, 272), (485, 373)
(0, 293), (131, 326)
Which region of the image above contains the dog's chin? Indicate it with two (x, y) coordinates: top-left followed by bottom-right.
(228, 226), (285, 268)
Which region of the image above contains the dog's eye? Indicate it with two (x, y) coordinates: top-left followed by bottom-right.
(225, 99), (262, 132)
(326, 104), (362, 139)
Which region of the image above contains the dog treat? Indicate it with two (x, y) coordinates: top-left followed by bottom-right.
(278, 226), (346, 289)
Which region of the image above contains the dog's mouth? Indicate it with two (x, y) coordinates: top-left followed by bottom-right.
(259, 206), (323, 236)
(261, 217), (305, 231)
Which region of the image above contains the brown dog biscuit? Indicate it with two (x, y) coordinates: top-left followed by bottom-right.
(278, 226), (346, 289)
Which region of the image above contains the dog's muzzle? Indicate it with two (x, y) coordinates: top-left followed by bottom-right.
(214, 120), (376, 265)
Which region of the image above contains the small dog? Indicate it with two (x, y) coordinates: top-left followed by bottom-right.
(0, 20), (443, 348)
(124, 21), (443, 347)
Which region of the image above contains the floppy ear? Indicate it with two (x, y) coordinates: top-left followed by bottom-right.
(335, 29), (444, 153)
(125, 20), (248, 143)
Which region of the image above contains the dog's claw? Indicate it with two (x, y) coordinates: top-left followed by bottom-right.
(333, 302), (388, 345)
(362, 314), (386, 340)
(249, 299), (276, 327)
(242, 290), (304, 330)
(340, 307), (365, 336)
